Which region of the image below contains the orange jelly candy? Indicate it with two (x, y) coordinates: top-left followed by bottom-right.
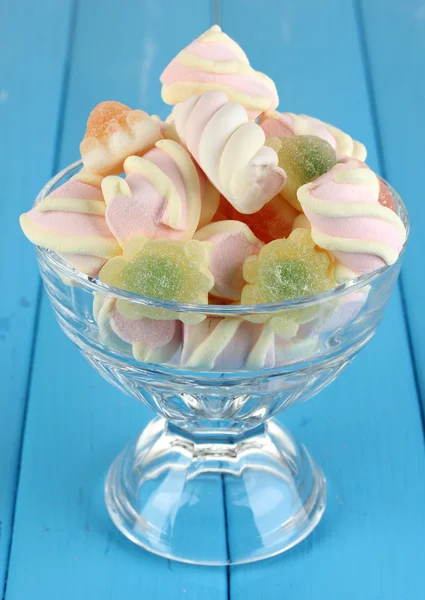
(213, 194), (299, 243)
(84, 101), (137, 140)
(378, 177), (396, 212)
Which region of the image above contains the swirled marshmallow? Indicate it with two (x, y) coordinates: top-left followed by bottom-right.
(297, 160), (407, 278)
(180, 317), (275, 370)
(102, 139), (203, 244)
(194, 220), (263, 300)
(161, 25), (278, 119)
(174, 91), (286, 214)
(20, 172), (121, 276)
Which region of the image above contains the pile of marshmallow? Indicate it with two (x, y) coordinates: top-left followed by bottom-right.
(20, 26), (407, 370)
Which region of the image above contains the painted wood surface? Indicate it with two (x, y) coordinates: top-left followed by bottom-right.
(3, 2), (228, 599)
(358, 0), (425, 411)
(221, 1), (425, 597)
(0, 0), (74, 592)
(1, 0), (424, 598)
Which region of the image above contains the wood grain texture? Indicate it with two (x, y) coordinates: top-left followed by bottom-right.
(221, 0), (425, 598)
(4, 1), (228, 599)
(358, 0), (425, 410)
(5, 303), (227, 600)
(0, 0), (74, 591)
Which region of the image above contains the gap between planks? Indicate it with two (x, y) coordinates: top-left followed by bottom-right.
(1, 1), (80, 598)
(353, 0), (425, 435)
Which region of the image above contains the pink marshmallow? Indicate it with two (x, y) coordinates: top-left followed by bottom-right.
(20, 175), (120, 277)
(180, 317), (275, 371)
(194, 221), (263, 301)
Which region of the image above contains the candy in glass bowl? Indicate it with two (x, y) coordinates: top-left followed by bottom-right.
(20, 25), (408, 565)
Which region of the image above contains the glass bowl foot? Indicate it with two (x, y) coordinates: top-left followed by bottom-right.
(105, 417), (326, 565)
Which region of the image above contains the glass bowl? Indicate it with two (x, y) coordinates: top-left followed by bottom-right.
(34, 161), (409, 565)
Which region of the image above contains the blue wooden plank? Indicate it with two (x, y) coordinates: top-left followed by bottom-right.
(0, 0), (74, 591)
(221, 0), (425, 598)
(357, 0), (425, 412)
(6, 302), (227, 599)
(5, 1), (228, 598)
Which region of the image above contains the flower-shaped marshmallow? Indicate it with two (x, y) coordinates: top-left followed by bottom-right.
(241, 228), (336, 337)
(98, 236), (214, 322)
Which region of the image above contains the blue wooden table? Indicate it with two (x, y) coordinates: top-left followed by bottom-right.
(1, 0), (425, 597)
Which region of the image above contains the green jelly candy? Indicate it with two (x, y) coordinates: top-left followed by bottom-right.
(260, 258), (309, 302)
(122, 254), (184, 301)
(266, 135), (337, 210)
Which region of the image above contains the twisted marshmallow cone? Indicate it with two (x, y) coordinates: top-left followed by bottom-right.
(260, 111), (367, 161)
(80, 101), (162, 176)
(20, 171), (120, 276)
(339, 155), (397, 212)
(160, 25), (278, 120)
(151, 115), (220, 226)
(297, 160), (406, 280)
(174, 91), (287, 214)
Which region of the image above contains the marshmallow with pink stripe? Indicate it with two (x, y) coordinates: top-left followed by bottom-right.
(180, 317), (276, 370)
(20, 171), (121, 277)
(161, 25), (278, 120)
(260, 111), (366, 161)
(297, 159), (406, 281)
(94, 295), (182, 363)
(174, 90), (286, 215)
(102, 139), (218, 245)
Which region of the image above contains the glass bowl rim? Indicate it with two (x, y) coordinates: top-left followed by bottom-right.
(35, 160), (410, 316)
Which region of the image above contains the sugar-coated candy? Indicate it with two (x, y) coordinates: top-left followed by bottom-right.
(174, 91), (286, 214)
(20, 172), (121, 276)
(194, 220), (263, 301)
(80, 101), (162, 176)
(265, 135), (337, 211)
(98, 236), (214, 322)
(102, 139), (207, 245)
(213, 194), (299, 243)
(260, 111), (367, 161)
(297, 160), (407, 281)
(378, 177), (396, 212)
(242, 229), (335, 303)
(160, 25), (278, 120)
(19, 21), (409, 383)
(241, 228), (336, 337)
(180, 317), (275, 370)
